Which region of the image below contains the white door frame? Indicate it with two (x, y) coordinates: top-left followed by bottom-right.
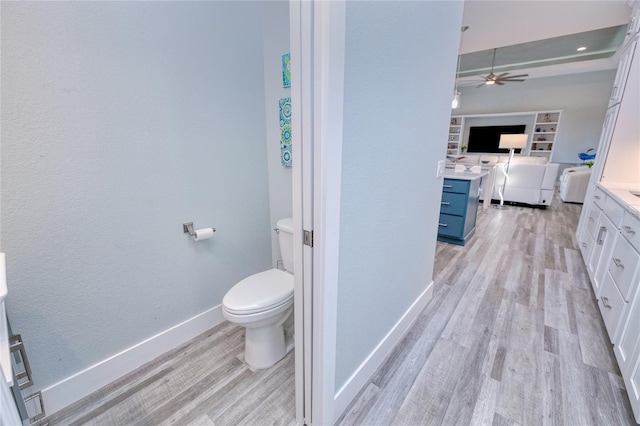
(290, 1), (346, 424)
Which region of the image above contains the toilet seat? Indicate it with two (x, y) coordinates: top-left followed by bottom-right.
(223, 269), (293, 315)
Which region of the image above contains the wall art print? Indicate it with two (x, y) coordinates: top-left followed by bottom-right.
(282, 53), (291, 88)
(280, 97), (292, 167)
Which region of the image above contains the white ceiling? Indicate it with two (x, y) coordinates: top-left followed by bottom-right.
(458, 0), (633, 81)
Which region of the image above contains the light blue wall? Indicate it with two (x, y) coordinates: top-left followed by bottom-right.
(1, 1), (272, 389)
(336, 1), (464, 391)
(456, 70), (616, 163)
(262, 1), (293, 265)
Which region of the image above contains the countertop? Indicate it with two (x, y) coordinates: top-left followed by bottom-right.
(598, 182), (640, 216)
(443, 170), (488, 181)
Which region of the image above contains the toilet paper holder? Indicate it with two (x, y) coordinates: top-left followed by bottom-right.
(183, 222), (216, 236)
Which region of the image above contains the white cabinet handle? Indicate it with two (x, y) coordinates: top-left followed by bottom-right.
(613, 258), (625, 269)
(597, 226), (606, 245)
(438, 223), (448, 227)
(601, 296), (611, 309)
(441, 202), (450, 206)
(623, 225), (636, 235)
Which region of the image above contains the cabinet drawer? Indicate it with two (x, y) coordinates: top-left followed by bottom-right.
(604, 196), (625, 227)
(593, 186), (607, 209)
(442, 178), (469, 194)
(440, 192), (467, 216)
(586, 201), (601, 238)
(579, 229), (594, 263)
(438, 213), (464, 238)
(608, 235), (640, 302)
(615, 292), (640, 374)
(598, 272), (626, 343)
(621, 211), (640, 252)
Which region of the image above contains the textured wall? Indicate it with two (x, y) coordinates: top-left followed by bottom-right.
(1, 1), (272, 389)
(336, 1), (464, 391)
(455, 70), (616, 163)
(262, 1), (293, 266)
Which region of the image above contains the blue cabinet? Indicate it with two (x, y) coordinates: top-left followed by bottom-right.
(437, 177), (481, 246)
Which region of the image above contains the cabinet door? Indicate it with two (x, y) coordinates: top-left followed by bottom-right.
(579, 201), (600, 263)
(624, 352), (640, 423)
(615, 288), (640, 375)
(609, 39), (637, 107)
(588, 213), (616, 296)
(597, 272), (626, 344)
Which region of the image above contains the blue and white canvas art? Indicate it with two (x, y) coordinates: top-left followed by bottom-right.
(280, 97), (292, 167)
(282, 53), (291, 88)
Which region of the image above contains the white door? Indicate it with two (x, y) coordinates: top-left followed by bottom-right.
(290, 1), (345, 424)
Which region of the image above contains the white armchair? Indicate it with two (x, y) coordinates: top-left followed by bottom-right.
(560, 166), (591, 203)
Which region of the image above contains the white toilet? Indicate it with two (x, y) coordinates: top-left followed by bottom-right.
(222, 218), (294, 369)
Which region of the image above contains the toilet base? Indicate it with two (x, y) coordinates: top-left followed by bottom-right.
(245, 323), (294, 369)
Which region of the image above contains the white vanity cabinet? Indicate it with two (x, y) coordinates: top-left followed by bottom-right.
(576, 7), (640, 420)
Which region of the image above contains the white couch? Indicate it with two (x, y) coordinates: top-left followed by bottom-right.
(448, 154), (559, 206)
(492, 162), (559, 206)
(559, 166), (591, 203)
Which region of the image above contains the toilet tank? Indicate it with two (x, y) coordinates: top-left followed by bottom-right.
(276, 218), (294, 273)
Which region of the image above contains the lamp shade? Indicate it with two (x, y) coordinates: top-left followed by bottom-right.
(499, 133), (528, 149)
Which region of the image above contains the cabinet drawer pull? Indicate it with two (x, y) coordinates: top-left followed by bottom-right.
(438, 223), (448, 227)
(600, 296), (611, 309)
(443, 184), (453, 188)
(623, 225), (636, 235)
(597, 226), (606, 245)
(594, 195), (601, 200)
(441, 202), (451, 206)
(581, 242), (587, 248)
(612, 258), (625, 269)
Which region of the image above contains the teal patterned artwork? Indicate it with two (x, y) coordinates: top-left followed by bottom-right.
(280, 97), (292, 167)
(282, 53), (291, 88)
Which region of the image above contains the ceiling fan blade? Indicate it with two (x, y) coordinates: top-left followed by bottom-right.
(501, 79), (526, 82)
(503, 74), (529, 79)
(495, 81), (505, 85)
(476, 82), (488, 88)
(496, 72), (510, 78)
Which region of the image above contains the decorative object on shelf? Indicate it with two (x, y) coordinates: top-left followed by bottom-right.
(461, 145), (467, 153)
(451, 26), (469, 109)
(579, 148), (596, 162)
(544, 113), (551, 122)
(494, 133), (528, 209)
(282, 53), (291, 88)
(585, 160), (594, 168)
(279, 97), (292, 167)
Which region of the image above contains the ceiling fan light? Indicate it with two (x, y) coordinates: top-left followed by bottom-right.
(577, 46), (587, 51)
(486, 80), (495, 85)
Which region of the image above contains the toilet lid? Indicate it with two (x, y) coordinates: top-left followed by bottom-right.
(223, 269), (294, 315)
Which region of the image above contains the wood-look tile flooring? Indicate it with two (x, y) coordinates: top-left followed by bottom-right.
(337, 195), (637, 425)
(36, 322), (296, 426)
(38, 193), (637, 425)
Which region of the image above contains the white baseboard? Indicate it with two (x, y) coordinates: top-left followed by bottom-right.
(332, 281), (434, 422)
(41, 305), (225, 416)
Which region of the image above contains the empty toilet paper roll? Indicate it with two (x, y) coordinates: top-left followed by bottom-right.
(193, 228), (215, 241)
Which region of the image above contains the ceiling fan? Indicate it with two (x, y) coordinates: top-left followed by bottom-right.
(475, 48), (528, 87)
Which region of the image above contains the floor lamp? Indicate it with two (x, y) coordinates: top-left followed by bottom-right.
(495, 134), (528, 209)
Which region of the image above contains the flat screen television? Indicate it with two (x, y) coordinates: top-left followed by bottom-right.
(467, 125), (527, 154)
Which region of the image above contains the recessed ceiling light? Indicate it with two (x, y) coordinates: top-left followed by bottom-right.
(577, 46), (587, 51)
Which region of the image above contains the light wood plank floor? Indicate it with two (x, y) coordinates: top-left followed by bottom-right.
(337, 195), (637, 425)
(37, 193), (637, 425)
